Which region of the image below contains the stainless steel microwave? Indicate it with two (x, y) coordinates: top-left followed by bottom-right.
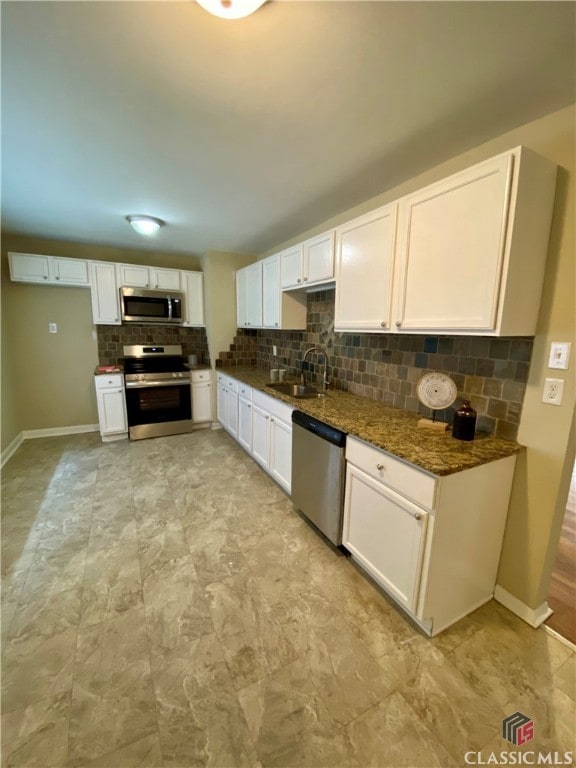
(120, 287), (185, 325)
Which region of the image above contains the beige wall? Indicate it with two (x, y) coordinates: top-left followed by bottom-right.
(1, 234), (203, 452)
(201, 249), (256, 362)
(261, 104), (576, 613)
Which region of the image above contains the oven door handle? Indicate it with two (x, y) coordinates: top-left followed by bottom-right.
(125, 380), (190, 389)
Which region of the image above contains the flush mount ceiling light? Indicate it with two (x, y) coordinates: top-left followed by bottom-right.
(126, 215), (165, 236)
(195, 0), (266, 20)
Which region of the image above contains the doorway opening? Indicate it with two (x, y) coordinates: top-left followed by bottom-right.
(545, 461), (576, 645)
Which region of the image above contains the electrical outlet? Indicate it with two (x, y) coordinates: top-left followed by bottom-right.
(49, 322), (57, 334)
(542, 378), (565, 405)
(548, 342), (571, 370)
(272, 345), (278, 356)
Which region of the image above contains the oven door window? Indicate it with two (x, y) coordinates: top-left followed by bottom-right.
(125, 384), (191, 425)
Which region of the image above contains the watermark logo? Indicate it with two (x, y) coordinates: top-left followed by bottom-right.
(502, 712), (535, 746)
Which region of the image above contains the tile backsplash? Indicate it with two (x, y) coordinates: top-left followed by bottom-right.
(97, 325), (209, 366)
(219, 289), (532, 440)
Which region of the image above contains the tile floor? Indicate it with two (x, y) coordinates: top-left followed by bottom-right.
(1, 429), (575, 768)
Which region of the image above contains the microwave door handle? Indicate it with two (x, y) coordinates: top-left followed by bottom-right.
(167, 298), (173, 320)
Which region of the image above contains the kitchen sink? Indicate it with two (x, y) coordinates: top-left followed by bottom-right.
(266, 382), (322, 399)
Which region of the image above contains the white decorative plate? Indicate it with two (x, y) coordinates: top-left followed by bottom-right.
(417, 372), (457, 411)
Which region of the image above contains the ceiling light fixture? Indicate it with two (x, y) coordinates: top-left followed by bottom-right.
(126, 215), (165, 236)
(195, 0), (266, 20)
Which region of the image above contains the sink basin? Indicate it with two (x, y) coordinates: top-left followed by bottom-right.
(266, 382), (320, 398)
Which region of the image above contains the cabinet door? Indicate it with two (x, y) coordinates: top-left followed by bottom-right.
(395, 154), (513, 332)
(251, 404), (270, 469)
(262, 254), (280, 328)
(280, 244), (303, 289)
(269, 417), (292, 493)
(236, 268), (248, 328)
(246, 262), (263, 328)
(335, 204), (398, 332)
(151, 268), (181, 291)
(8, 252), (50, 283)
(226, 391), (239, 439)
(96, 388), (127, 435)
(192, 382), (212, 423)
(117, 264), (150, 288)
(217, 383), (227, 426)
(238, 396), (253, 452)
(51, 257), (89, 286)
(303, 230), (334, 285)
(183, 271), (205, 326)
(89, 261), (121, 325)
(343, 464), (428, 613)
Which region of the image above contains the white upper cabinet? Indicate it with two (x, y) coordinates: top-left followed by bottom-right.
(51, 257), (90, 286)
(303, 230), (335, 285)
(90, 261), (121, 325)
(280, 244), (303, 289)
(116, 264), (181, 291)
(182, 271), (204, 326)
(262, 254), (281, 328)
(335, 204), (398, 332)
(9, 252), (89, 287)
(151, 268), (181, 291)
(393, 147), (557, 335)
(9, 253), (50, 283)
(236, 262), (262, 328)
(281, 231), (335, 289)
(116, 264), (149, 288)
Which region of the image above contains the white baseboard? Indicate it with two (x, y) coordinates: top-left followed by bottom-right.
(211, 421), (223, 430)
(2, 425), (100, 468)
(1, 432), (24, 468)
(494, 585), (553, 628)
(21, 424), (99, 440)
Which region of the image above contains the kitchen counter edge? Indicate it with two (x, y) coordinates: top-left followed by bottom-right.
(217, 366), (523, 477)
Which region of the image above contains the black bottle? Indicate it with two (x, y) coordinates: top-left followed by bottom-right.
(452, 400), (477, 441)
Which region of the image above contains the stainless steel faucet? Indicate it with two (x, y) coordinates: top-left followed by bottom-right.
(301, 346), (330, 391)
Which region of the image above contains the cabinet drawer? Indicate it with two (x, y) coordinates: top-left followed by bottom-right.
(252, 389), (293, 423)
(216, 372), (238, 392)
(191, 370), (211, 383)
(238, 383), (252, 400)
(346, 436), (436, 509)
(95, 374), (124, 390)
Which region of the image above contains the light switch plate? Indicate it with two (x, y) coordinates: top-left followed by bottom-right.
(49, 322), (58, 334)
(548, 342), (571, 370)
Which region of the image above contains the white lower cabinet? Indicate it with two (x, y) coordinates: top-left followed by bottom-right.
(94, 375), (127, 441)
(238, 384), (253, 452)
(217, 373), (293, 493)
(344, 465), (427, 612)
(343, 436), (517, 636)
(191, 371), (212, 424)
(216, 374), (239, 438)
(251, 402), (271, 470)
(269, 415), (292, 493)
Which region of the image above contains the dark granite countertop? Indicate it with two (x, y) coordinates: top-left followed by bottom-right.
(217, 366), (523, 477)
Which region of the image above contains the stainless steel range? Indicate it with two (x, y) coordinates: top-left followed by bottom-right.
(123, 344), (192, 441)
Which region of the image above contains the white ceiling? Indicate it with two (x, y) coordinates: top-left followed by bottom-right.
(2, 1), (575, 258)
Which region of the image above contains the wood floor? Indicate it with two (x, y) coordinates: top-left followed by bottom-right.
(545, 463), (576, 645)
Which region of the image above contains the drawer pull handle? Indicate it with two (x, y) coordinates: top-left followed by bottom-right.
(380, 321), (387, 328)
(395, 320), (402, 328)
(265, 415), (269, 420)
(376, 463), (384, 470)
(414, 513), (423, 521)
(297, 278), (301, 283)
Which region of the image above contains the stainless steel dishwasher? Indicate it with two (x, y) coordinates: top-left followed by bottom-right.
(291, 410), (347, 546)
